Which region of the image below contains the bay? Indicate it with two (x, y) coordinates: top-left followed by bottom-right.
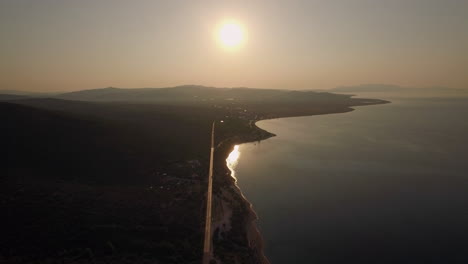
(233, 96), (468, 263)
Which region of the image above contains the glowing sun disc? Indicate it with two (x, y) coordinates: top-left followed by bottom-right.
(218, 22), (245, 48)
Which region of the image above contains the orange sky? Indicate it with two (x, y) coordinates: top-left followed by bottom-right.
(1, 0), (467, 91)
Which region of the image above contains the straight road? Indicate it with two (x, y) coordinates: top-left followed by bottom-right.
(202, 121), (215, 264)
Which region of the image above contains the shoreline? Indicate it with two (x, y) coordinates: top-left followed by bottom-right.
(212, 99), (390, 263)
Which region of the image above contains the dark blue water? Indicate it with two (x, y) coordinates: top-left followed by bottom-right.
(234, 97), (468, 264)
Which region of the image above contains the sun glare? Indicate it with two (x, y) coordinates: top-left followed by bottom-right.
(218, 21), (245, 49)
(226, 145), (241, 179)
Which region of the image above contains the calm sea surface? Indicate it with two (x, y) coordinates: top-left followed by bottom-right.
(232, 96), (468, 264)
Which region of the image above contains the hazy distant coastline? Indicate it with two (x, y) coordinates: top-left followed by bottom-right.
(2, 84), (466, 105)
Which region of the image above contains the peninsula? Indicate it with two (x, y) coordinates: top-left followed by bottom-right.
(1, 86), (388, 263)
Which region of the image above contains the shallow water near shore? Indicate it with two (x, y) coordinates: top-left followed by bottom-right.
(233, 96), (468, 263)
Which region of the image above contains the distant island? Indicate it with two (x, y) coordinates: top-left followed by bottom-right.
(1, 86), (388, 264)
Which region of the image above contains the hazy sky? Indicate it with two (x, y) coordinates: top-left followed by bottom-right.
(1, 0), (467, 91)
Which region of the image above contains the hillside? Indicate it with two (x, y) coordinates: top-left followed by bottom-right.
(53, 85), (353, 103)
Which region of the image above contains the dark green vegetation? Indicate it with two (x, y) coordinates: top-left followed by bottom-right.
(1, 86), (387, 263)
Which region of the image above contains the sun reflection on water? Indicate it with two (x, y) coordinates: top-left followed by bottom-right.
(226, 145), (240, 180)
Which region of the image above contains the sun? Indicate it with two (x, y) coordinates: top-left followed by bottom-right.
(218, 21), (245, 49)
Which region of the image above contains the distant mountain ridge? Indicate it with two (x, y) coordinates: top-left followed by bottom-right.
(4, 84), (466, 102)
(0, 89), (59, 97)
(16, 85), (349, 103)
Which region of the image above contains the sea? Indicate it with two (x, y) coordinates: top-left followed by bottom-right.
(230, 94), (468, 263)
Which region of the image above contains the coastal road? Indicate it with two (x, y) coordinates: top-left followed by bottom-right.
(203, 121), (215, 264)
